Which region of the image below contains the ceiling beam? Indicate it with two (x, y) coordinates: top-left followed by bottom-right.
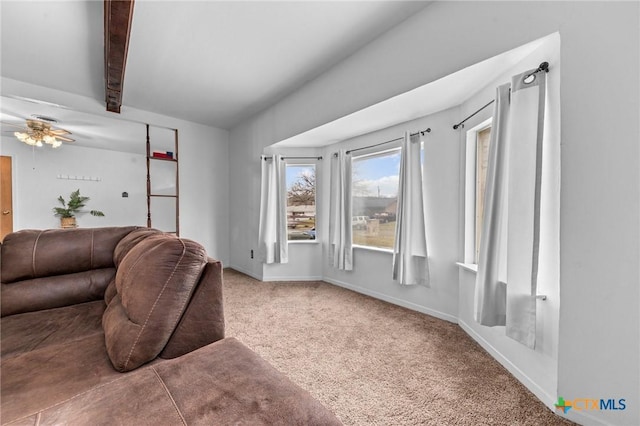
(104, 0), (135, 113)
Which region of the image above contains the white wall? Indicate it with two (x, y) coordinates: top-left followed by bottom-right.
(320, 107), (460, 323)
(1, 138), (147, 229)
(229, 2), (639, 425)
(456, 34), (561, 412)
(227, 113), (266, 279)
(2, 78), (230, 266)
(554, 4), (639, 426)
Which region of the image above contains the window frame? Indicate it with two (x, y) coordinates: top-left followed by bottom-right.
(350, 146), (402, 252)
(285, 161), (318, 244)
(463, 118), (493, 265)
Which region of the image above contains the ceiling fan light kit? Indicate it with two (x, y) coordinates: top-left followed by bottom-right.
(5, 118), (74, 149)
(14, 131), (62, 148)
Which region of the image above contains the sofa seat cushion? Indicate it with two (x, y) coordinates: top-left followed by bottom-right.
(3, 338), (342, 426)
(1, 301), (105, 360)
(0, 333), (121, 425)
(152, 338), (341, 425)
(102, 235), (207, 372)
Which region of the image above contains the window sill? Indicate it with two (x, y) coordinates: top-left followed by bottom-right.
(353, 244), (393, 254)
(456, 262), (478, 273)
(288, 240), (319, 244)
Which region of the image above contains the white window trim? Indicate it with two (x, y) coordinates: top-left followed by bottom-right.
(351, 146), (401, 251)
(352, 244), (393, 254)
(285, 161), (319, 244)
(463, 117), (492, 266)
(351, 145), (400, 161)
(456, 261), (478, 273)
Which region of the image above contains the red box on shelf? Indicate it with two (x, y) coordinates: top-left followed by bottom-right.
(152, 151), (171, 159)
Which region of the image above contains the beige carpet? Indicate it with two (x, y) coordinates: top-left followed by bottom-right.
(223, 268), (574, 426)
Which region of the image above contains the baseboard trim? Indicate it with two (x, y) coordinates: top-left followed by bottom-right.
(226, 264), (262, 281)
(457, 318), (591, 426)
(323, 276), (458, 324)
(263, 275), (324, 282)
(226, 266), (323, 284)
(458, 319), (553, 402)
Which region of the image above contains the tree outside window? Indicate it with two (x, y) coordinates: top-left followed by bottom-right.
(286, 165), (316, 241)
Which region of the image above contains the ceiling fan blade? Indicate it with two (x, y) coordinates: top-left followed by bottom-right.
(0, 121), (27, 129)
(56, 135), (75, 142)
(49, 128), (71, 135)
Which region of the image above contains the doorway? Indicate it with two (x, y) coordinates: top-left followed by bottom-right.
(1, 156), (14, 240)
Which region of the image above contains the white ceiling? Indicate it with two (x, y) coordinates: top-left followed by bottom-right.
(1, 1), (431, 130)
(0, 95), (147, 154)
(0, 1), (551, 154)
(273, 35), (550, 148)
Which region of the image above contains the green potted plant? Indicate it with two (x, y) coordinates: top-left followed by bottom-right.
(53, 189), (105, 228)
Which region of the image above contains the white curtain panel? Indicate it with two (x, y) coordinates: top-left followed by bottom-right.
(505, 68), (547, 348)
(328, 149), (353, 270)
(392, 132), (430, 286)
(474, 84), (510, 326)
(475, 67), (547, 349)
(258, 155), (288, 264)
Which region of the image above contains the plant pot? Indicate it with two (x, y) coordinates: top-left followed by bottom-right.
(60, 217), (77, 228)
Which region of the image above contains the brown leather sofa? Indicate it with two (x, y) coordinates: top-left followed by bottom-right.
(1, 227), (340, 425)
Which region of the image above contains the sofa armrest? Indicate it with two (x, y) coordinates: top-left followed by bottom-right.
(160, 259), (225, 359)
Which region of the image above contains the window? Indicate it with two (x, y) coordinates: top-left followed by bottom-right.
(286, 164), (316, 241)
(475, 126), (491, 261)
(464, 119), (492, 264)
(351, 148), (401, 249)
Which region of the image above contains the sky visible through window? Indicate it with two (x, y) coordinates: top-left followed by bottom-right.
(286, 166), (314, 189)
(353, 150), (400, 197)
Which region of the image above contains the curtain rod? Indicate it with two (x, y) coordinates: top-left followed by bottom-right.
(261, 155), (323, 161)
(452, 100), (494, 130)
(334, 128), (431, 157)
(452, 61), (549, 130)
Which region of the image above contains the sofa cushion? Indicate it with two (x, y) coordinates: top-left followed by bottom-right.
(1, 301), (105, 360)
(160, 259), (225, 359)
(0, 332), (121, 425)
(102, 235), (207, 372)
(1, 227), (137, 317)
(113, 227), (164, 267)
(103, 277), (117, 305)
(1, 268), (115, 317)
(153, 338), (342, 425)
(103, 228), (164, 306)
(7, 338), (342, 426)
(1, 227), (137, 284)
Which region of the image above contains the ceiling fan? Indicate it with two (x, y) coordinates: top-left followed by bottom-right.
(2, 117), (75, 148)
